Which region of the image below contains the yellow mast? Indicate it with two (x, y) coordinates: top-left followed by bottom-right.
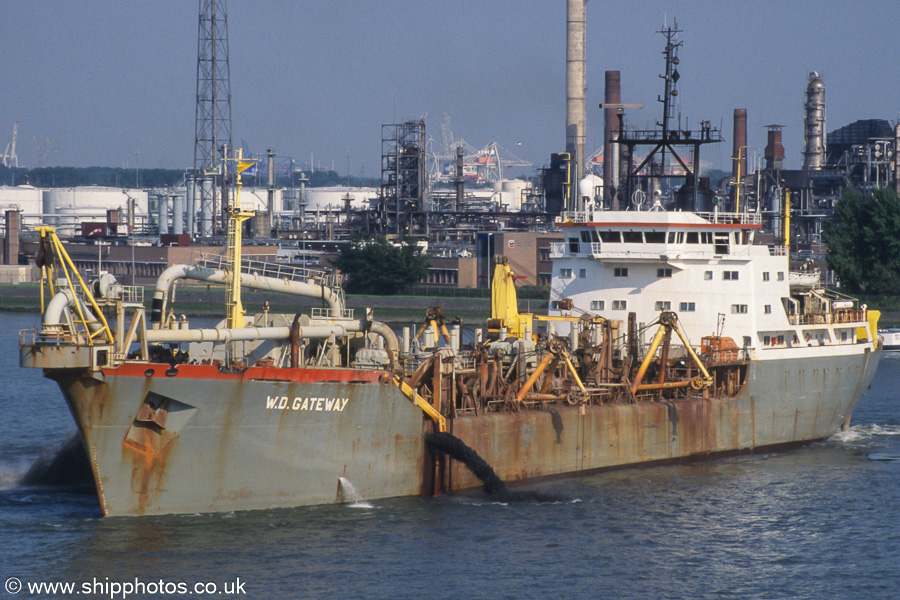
(225, 149), (257, 329)
(783, 187), (791, 250)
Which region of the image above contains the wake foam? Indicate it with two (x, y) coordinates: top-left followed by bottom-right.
(18, 435), (94, 490)
(831, 424), (900, 446)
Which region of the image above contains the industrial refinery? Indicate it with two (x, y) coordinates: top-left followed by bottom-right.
(0, 1), (898, 289)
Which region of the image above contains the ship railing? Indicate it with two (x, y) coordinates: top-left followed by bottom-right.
(19, 328), (69, 347)
(769, 245), (788, 256)
(195, 252), (344, 289)
(18, 328), (38, 346)
(555, 212), (593, 224)
(549, 242), (567, 258)
(310, 306), (355, 320)
(790, 309), (866, 326)
(554, 211), (762, 226)
(694, 211), (762, 225)
(55, 278), (144, 306)
(119, 285), (144, 304)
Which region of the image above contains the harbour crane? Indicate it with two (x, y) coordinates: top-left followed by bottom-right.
(1, 121), (18, 168)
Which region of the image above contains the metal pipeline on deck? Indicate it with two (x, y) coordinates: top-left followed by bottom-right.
(144, 324), (347, 344)
(150, 264), (344, 327)
(43, 290), (104, 335)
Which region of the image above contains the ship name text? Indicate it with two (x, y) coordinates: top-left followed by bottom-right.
(265, 395), (350, 412)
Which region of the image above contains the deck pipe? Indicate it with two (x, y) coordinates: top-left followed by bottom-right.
(150, 263), (344, 328)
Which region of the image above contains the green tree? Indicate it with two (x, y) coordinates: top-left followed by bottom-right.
(332, 236), (430, 295)
(823, 187), (900, 294)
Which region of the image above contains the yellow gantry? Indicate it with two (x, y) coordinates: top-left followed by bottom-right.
(631, 312), (712, 395)
(35, 226), (114, 346)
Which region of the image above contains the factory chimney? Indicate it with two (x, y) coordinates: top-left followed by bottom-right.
(566, 0), (586, 209)
(604, 71), (621, 209)
(802, 72), (826, 171)
(732, 109), (748, 206)
(251, 147), (275, 238)
(454, 146), (465, 212)
(3, 210), (20, 266)
(764, 125), (785, 171)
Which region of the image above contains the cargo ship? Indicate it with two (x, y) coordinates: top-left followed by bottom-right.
(19, 205), (881, 516)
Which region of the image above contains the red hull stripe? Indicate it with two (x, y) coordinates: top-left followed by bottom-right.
(103, 362), (386, 383)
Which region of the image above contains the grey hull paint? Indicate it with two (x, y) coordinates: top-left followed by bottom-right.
(448, 347), (881, 489)
(57, 347), (880, 516)
(57, 370), (428, 516)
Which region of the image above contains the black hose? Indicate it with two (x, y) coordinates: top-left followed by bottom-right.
(425, 432), (506, 496)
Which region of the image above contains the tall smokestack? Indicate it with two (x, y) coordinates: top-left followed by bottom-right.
(764, 125), (785, 170)
(455, 145), (465, 212)
(732, 109), (747, 182)
(803, 72), (826, 171)
(4, 210), (20, 266)
(604, 71), (621, 209)
(566, 0), (586, 209)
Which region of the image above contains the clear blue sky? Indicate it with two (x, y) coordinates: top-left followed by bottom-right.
(2, 1), (897, 177)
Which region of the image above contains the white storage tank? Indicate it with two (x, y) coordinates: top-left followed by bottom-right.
(0, 185), (42, 218)
(501, 179), (530, 211)
(42, 187), (148, 233)
(302, 187), (378, 211)
(579, 174), (603, 209)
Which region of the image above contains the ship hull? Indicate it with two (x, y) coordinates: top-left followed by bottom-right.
(448, 347), (880, 489)
(54, 347), (879, 517)
(53, 364), (429, 516)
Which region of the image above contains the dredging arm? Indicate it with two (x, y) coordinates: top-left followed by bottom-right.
(631, 311), (713, 394)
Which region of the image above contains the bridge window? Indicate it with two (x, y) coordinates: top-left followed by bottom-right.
(614, 268), (629, 277)
(657, 268), (672, 278)
(645, 232), (665, 243)
(568, 237), (579, 253)
(686, 232), (699, 244)
(723, 271), (739, 280)
(599, 231), (621, 243)
(623, 231), (643, 243)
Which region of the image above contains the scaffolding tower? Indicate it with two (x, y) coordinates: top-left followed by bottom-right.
(193, 0), (233, 236)
(381, 120), (426, 235)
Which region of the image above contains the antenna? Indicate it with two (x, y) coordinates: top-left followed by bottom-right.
(193, 0), (233, 237)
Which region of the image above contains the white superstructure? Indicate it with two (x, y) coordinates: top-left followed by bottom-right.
(549, 210), (876, 358)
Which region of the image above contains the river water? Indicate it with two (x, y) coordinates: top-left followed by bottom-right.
(2, 311), (899, 599)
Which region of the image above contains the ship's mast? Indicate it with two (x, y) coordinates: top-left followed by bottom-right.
(225, 148), (256, 331)
(656, 21), (682, 181)
(614, 20), (721, 212)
